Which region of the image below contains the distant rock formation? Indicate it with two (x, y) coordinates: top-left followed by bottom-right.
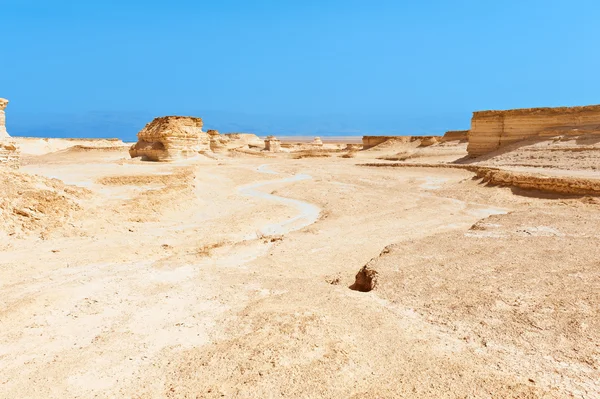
(418, 136), (440, 147)
(129, 116), (210, 161)
(312, 137), (323, 146)
(206, 130), (230, 152)
(0, 141), (19, 169)
(441, 130), (468, 142)
(264, 136), (281, 152)
(362, 135), (442, 149)
(468, 105), (600, 157)
(224, 133), (264, 147)
(0, 98), (9, 138)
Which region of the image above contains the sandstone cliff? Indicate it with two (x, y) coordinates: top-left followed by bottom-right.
(468, 105), (600, 156)
(130, 116), (210, 161)
(0, 98), (10, 138)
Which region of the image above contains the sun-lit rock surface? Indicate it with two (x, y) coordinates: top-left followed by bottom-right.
(441, 130), (468, 142)
(129, 116), (210, 161)
(0, 141), (19, 169)
(264, 135), (281, 152)
(0, 98), (10, 138)
(468, 104), (600, 156)
(362, 135), (443, 149)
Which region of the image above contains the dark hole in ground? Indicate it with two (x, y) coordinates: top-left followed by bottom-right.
(349, 265), (378, 292)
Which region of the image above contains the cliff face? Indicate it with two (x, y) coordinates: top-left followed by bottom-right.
(0, 98), (9, 138)
(468, 105), (600, 156)
(129, 116), (210, 161)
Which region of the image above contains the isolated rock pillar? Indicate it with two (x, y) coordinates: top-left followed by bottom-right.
(0, 98), (9, 138)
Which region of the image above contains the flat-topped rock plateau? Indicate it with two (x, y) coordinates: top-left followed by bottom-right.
(1, 127), (599, 398)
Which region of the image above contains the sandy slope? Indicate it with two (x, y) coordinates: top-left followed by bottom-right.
(1, 143), (599, 398)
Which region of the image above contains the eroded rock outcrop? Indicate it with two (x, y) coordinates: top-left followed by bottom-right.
(0, 99), (18, 168)
(362, 135), (442, 149)
(419, 136), (440, 147)
(441, 130), (468, 142)
(0, 141), (19, 169)
(312, 137), (323, 147)
(264, 136), (281, 152)
(130, 116), (210, 161)
(468, 105), (600, 157)
(0, 98), (10, 138)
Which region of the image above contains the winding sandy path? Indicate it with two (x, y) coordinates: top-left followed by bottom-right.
(238, 164), (321, 236)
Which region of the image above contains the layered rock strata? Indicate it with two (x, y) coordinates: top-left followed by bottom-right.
(419, 136), (440, 147)
(0, 98), (9, 138)
(441, 130), (468, 142)
(129, 116), (210, 161)
(0, 141), (19, 168)
(468, 105), (600, 157)
(264, 136), (281, 152)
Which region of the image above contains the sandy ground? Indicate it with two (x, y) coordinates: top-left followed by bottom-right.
(1, 140), (599, 398)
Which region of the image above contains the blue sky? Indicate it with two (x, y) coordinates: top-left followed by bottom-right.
(1, 0), (599, 140)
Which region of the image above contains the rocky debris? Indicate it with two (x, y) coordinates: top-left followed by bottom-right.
(468, 104), (600, 157)
(264, 136), (281, 152)
(0, 141), (19, 169)
(0, 98), (9, 138)
(129, 116), (210, 162)
(0, 169), (90, 237)
(441, 130), (469, 142)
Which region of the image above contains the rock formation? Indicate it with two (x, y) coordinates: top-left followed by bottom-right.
(362, 135), (442, 149)
(264, 136), (281, 152)
(467, 105), (600, 157)
(0, 141), (19, 168)
(129, 116), (210, 161)
(418, 136), (440, 147)
(207, 130), (230, 152)
(441, 130), (468, 142)
(312, 137), (323, 147)
(0, 98), (10, 138)
(0, 98), (18, 168)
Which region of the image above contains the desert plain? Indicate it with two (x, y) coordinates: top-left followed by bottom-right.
(1, 111), (600, 398)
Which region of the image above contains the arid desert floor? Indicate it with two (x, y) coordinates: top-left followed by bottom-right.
(1, 138), (600, 398)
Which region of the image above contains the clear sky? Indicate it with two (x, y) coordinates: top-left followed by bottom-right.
(2, 0), (599, 140)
